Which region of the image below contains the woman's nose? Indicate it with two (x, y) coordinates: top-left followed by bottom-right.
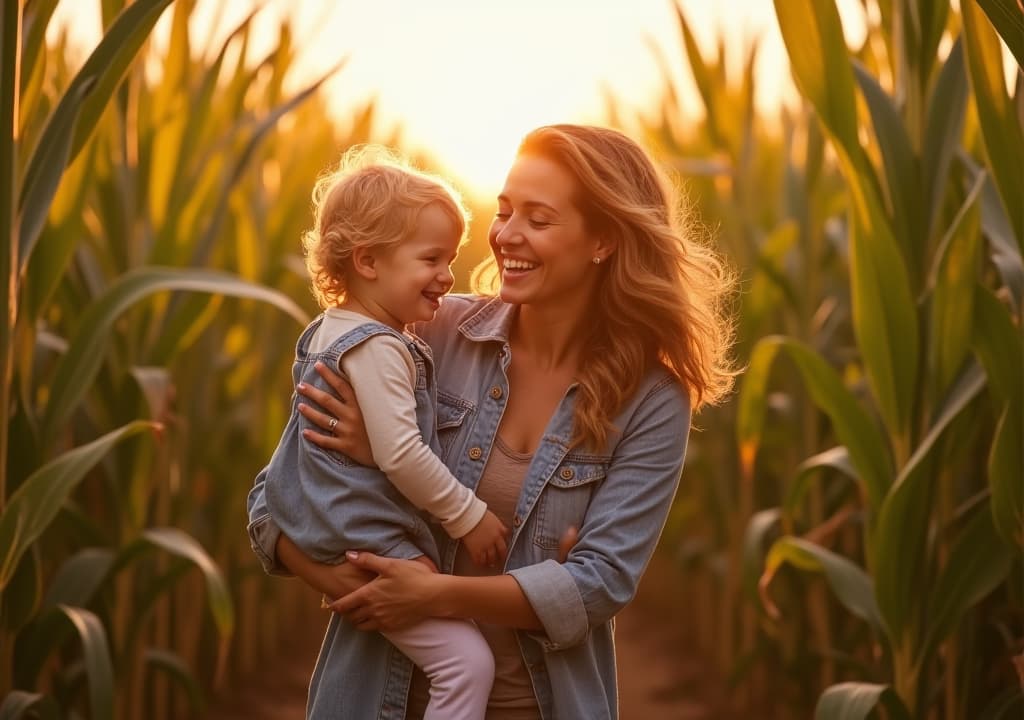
(492, 221), (518, 248)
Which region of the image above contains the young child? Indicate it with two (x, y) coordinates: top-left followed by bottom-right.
(257, 146), (506, 719)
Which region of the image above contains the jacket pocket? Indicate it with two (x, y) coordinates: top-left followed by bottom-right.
(436, 391), (473, 461)
(532, 458), (608, 550)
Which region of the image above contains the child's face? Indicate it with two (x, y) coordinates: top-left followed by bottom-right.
(371, 203), (460, 327)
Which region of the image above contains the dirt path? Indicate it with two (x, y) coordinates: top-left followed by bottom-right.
(205, 554), (732, 719)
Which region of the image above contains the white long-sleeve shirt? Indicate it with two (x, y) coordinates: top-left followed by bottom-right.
(312, 308), (486, 539)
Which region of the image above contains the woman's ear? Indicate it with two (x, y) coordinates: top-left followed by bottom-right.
(594, 234), (618, 264)
(350, 246), (378, 280)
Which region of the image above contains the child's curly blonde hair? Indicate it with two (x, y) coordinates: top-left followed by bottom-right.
(303, 145), (469, 308)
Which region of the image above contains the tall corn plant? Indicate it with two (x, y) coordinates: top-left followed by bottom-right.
(1, 0), (356, 716)
(734, 0), (1023, 717)
(642, 5), (857, 709)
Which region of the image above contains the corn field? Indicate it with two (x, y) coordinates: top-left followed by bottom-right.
(1, 0), (1021, 718)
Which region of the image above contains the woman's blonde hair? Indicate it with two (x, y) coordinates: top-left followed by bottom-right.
(303, 145), (469, 308)
(473, 125), (736, 450)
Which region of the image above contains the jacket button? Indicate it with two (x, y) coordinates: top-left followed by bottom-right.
(468, 447), (483, 460)
(489, 385), (503, 400)
(559, 467), (575, 481)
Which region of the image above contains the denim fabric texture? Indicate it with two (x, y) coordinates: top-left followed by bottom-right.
(247, 295), (691, 719)
(254, 316), (441, 569)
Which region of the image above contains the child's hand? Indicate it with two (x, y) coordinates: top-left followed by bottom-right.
(460, 510), (509, 568)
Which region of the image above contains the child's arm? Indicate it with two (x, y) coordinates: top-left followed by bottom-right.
(343, 336), (508, 563)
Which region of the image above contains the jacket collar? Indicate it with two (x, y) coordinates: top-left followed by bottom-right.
(458, 296), (517, 344)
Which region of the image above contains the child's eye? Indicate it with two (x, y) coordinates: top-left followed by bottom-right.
(528, 219), (551, 229)
(494, 212), (511, 221)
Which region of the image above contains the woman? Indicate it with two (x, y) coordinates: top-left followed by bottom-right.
(247, 124), (735, 719)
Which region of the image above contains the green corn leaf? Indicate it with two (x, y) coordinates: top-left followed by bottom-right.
(765, 536), (886, 637)
(735, 337), (779, 476)
(773, 0), (858, 149)
(972, 287), (1024, 545)
(42, 548), (115, 610)
(977, 0), (1024, 70)
(738, 337), (893, 514)
(784, 446), (857, 517)
(852, 60), (919, 267)
(188, 65), (340, 268)
(8, 549), (116, 687)
(874, 362), (987, 647)
(846, 206), (920, 457)
(0, 691), (59, 720)
(973, 161), (1024, 312)
(42, 267), (308, 437)
(673, 4), (721, 146)
(65, 0), (174, 164)
(963, 0), (1024, 248)
(24, 140), (98, 320)
(20, 0), (60, 96)
(927, 171), (984, 402)
(17, 78), (95, 274)
(56, 605), (114, 720)
(19, 0), (174, 268)
(742, 508), (780, 602)
(776, 0), (919, 443)
(815, 682), (910, 720)
(988, 401), (1023, 547)
(919, 503), (1013, 661)
(919, 0), (950, 79)
(971, 287), (1023, 400)
(144, 649), (206, 715)
(137, 527), (235, 637)
(0, 421), (154, 591)
(923, 40), (967, 240)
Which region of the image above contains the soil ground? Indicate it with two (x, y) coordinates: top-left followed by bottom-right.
(204, 552), (735, 719)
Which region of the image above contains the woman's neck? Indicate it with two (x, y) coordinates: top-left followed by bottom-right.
(511, 303), (591, 371)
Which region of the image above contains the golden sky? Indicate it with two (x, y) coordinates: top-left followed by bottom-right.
(55, 0), (870, 196)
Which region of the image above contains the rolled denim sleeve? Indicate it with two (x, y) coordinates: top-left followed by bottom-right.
(246, 468), (291, 576)
(509, 560), (589, 649)
(516, 377), (691, 651)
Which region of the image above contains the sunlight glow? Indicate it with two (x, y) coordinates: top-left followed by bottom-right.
(51, 1), (877, 198)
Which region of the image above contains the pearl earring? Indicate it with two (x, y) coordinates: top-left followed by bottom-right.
(592, 257), (601, 265)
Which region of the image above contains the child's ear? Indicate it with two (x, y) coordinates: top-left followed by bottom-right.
(350, 246), (378, 280)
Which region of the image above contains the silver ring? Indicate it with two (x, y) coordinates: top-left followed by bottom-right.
(328, 417), (338, 431)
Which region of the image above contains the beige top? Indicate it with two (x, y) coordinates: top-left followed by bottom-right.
(406, 436), (541, 719)
(314, 308), (486, 539)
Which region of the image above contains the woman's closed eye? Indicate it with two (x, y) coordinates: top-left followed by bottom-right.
(494, 211), (552, 229)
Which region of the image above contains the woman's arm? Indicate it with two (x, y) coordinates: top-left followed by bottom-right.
(328, 528), (579, 632)
(329, 552), (542, 632)
(276, 534), (374, 601)
(508, 379), (691, 650)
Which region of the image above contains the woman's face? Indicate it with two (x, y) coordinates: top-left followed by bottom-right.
(489, 153), (603, 310)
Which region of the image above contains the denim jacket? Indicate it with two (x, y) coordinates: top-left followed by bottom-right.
(247, 295), (691, 719)
(255, 316), (441, 569)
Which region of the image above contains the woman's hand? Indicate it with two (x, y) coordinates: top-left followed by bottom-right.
(328, 552), (439, 632)
(275, 534), (375, 600)
(297, 361), (375, 466)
